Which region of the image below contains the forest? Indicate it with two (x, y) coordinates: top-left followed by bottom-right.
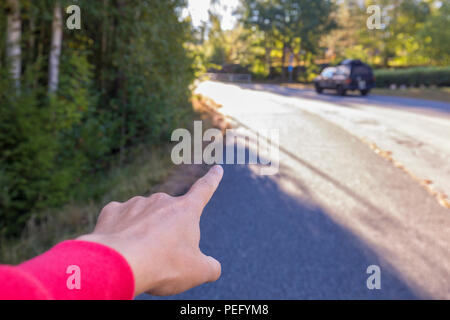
(0, 0), (195, 237)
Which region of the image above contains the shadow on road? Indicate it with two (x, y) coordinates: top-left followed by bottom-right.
(138, 144), (421, 299)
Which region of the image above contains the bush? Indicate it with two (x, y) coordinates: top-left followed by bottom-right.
(0, 55), (93, 236)
(374, 67), (450, 88)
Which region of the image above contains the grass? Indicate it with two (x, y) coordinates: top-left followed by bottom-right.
(0, 145), (175, 264)
(370, 87), (450, 103)
(0, 95), (224, 264)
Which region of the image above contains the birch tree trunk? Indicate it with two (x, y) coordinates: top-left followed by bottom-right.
(48, 2), (63, 93)
(117, 0), (128, 164)
(6, 0), (22, 88)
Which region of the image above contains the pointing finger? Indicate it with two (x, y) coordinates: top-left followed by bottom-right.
(185, 165), (223, 212)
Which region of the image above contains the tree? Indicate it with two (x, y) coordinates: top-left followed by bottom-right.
(418, 1), (450, 65)
(321, 0), (443, 68)
(6, 0), (21, 88)
(206, 11), (228, 65)
(240, 0), (336, 79)
(0, 0), (196, 237)
(48, 2), (63, 93)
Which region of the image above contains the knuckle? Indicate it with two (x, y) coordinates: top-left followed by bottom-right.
(151, 192), (171, 202)
(99, 202), (121, 219)
(103, 201), (121, 211)
(130, 196), (146, 203)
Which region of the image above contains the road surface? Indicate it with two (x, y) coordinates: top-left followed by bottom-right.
(140, 82), (450, 300)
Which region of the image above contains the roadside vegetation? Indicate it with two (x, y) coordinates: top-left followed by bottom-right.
(372, 87), (450, 103)
(0, 0), (196, 239)
(0, 93), (225, 264)
(0, 144), (174, 263)
(375, 67), (450, 88)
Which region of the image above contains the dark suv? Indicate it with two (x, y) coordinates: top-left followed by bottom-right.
(313, 59), (375, 96)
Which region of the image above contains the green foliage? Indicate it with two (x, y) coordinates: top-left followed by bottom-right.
(323, 0), (449, 68)
(417, 1), (450, 66)
(239, 0), (337, 78)
(0, 64), (67, 235)
(201, 0), (449, 81)
(374, 67), (450, 88)
(206, 13), (228, 65)
(0, 0), (194, 237)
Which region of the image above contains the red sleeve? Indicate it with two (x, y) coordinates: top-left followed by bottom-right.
(0, 240), (135, 300)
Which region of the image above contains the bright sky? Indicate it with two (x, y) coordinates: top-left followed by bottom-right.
(183, 0), (240, 30)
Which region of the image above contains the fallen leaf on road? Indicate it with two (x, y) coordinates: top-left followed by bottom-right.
(358, 136), (449, 210)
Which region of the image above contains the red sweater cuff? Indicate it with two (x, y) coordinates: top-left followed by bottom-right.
(17, 240), (135, 300)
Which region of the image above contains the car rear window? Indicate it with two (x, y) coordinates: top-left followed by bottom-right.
(352, 66), (372, 76)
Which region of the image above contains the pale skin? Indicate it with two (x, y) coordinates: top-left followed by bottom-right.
(77, 165), (224, 297)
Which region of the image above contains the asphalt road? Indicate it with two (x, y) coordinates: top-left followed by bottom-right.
(139, 82), (450, 300)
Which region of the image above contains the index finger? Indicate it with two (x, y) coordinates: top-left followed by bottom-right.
(185, 165), (224, 211)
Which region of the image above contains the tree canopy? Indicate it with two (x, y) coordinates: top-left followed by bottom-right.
(197, 0), (449, 79)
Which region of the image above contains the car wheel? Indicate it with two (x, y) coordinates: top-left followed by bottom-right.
(315, 84), (323, 94)
(360, 89), (370, 96)
(337, 86), (346, 96)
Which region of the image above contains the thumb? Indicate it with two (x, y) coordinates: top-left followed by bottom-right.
(197, 254), (222, 284)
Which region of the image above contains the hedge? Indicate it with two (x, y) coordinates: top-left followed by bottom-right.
(374, 67), (450, 88)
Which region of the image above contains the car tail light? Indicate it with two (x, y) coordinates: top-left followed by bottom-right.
(346, 78), (351, 84)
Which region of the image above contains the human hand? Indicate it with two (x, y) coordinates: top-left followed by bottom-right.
(77, 165), (224, 297)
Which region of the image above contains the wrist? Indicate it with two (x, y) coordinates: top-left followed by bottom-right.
(76, 234), (141, 295)
(76, 234), (152, 296)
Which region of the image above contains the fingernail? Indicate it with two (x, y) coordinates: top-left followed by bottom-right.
(212, 165), (223, 175)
